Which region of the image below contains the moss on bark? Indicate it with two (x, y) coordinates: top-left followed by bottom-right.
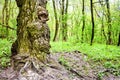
(11, 0), (50, 71)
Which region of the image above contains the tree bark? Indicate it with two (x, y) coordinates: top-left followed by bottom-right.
(11, 0), (50, 71)
(90, 0), (95, 45)
(52, 0), (59, 41)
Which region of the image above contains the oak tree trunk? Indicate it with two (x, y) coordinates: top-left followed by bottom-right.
(11, 0), (50, 71)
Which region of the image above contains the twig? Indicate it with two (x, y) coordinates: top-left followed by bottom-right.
(0, 23), (16, 30)
(93, 1), (105, 4)
(93, 6), (101, 18)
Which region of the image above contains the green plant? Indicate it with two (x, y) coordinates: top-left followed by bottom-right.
(97, 72), (105, 80)
(51, 41), (120, 76)
(0, 39), (12, 67)
(0, 57), (10, 67)
(104, 62), (120, 76)
(58, 56), (70, 70)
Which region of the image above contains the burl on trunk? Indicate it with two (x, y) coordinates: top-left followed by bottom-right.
(11, 0), (50, 71)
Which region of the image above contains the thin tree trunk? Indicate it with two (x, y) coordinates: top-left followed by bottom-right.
(117, 32), (120, 46)
(5, 0), (9, 37)
(99, 0), (107, 43)
(61, 0), (68, 41)
(9, 0), (11, 19)
(61, 0), (65, 41)
(64, 0), (68, 41)
(101, 16), (107, 42)
(90, 0), (95, 45)
(52, 0), (59, 41)
(81, 0), (85, 43)
(106, 0), (112, 45)
(1, 0), (9, 37)
(2, 0), (5, 25)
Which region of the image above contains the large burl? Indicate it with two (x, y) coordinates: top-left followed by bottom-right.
(27, 6), (50, 62)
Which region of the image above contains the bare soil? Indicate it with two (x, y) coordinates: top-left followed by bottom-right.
(0, 51), (120, 80)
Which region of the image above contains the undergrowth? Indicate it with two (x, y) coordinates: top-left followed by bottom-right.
(0, 39), (120, 75)
(0, 39), (13, 67)
(50, 41), (120, 76)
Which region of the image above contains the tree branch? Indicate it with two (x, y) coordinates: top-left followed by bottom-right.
(93, 1), (104, 4)
(0, 23), (16, 30)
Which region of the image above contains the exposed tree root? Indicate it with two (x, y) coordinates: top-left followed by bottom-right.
(1, 51), (119, 80)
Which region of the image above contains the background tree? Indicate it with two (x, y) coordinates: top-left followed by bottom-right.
(90, 0), (95, 45)
(61, 0), (68, 41)
(52, 0), (59, 41)
(1, 0), (10, 37)
(106, 0), (112, 45)
(99, 0), (107, 43)
(81, 0), (85, 43)
(118, 32), (120, 46)
(0, 0), (120, 79)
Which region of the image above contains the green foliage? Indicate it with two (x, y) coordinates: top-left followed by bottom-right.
(59, 56), (69, 66)
(51, 41), (120, 75)
(0, 39), (12, 56)
(50, 41), (71, 52)
(104, 62), (120, 76)
(58, 56), (70, 70)
(0, 39), (13, 67)
(97, 72), (105, 80)
(0, 0), (119, 77)
(0, 0), (17, 67)
(0, 0), (17, 39)
(0, 57), (10, 67)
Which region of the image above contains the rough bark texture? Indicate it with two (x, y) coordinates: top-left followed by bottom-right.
(11, 0), (50, 71)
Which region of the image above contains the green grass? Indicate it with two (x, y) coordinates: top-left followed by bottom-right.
(0, 39), (12, 56)
(50, 41), (120, 62)
(51, 41), (120, 61)
(0, 39), (13, 67)
(0, 39), (120, 75)
(51, 41), (120, 75)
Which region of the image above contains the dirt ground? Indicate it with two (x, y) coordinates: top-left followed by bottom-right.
(0, 51), (120, 80)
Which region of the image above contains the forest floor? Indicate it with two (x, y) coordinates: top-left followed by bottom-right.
(0, 51), (120, 80)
